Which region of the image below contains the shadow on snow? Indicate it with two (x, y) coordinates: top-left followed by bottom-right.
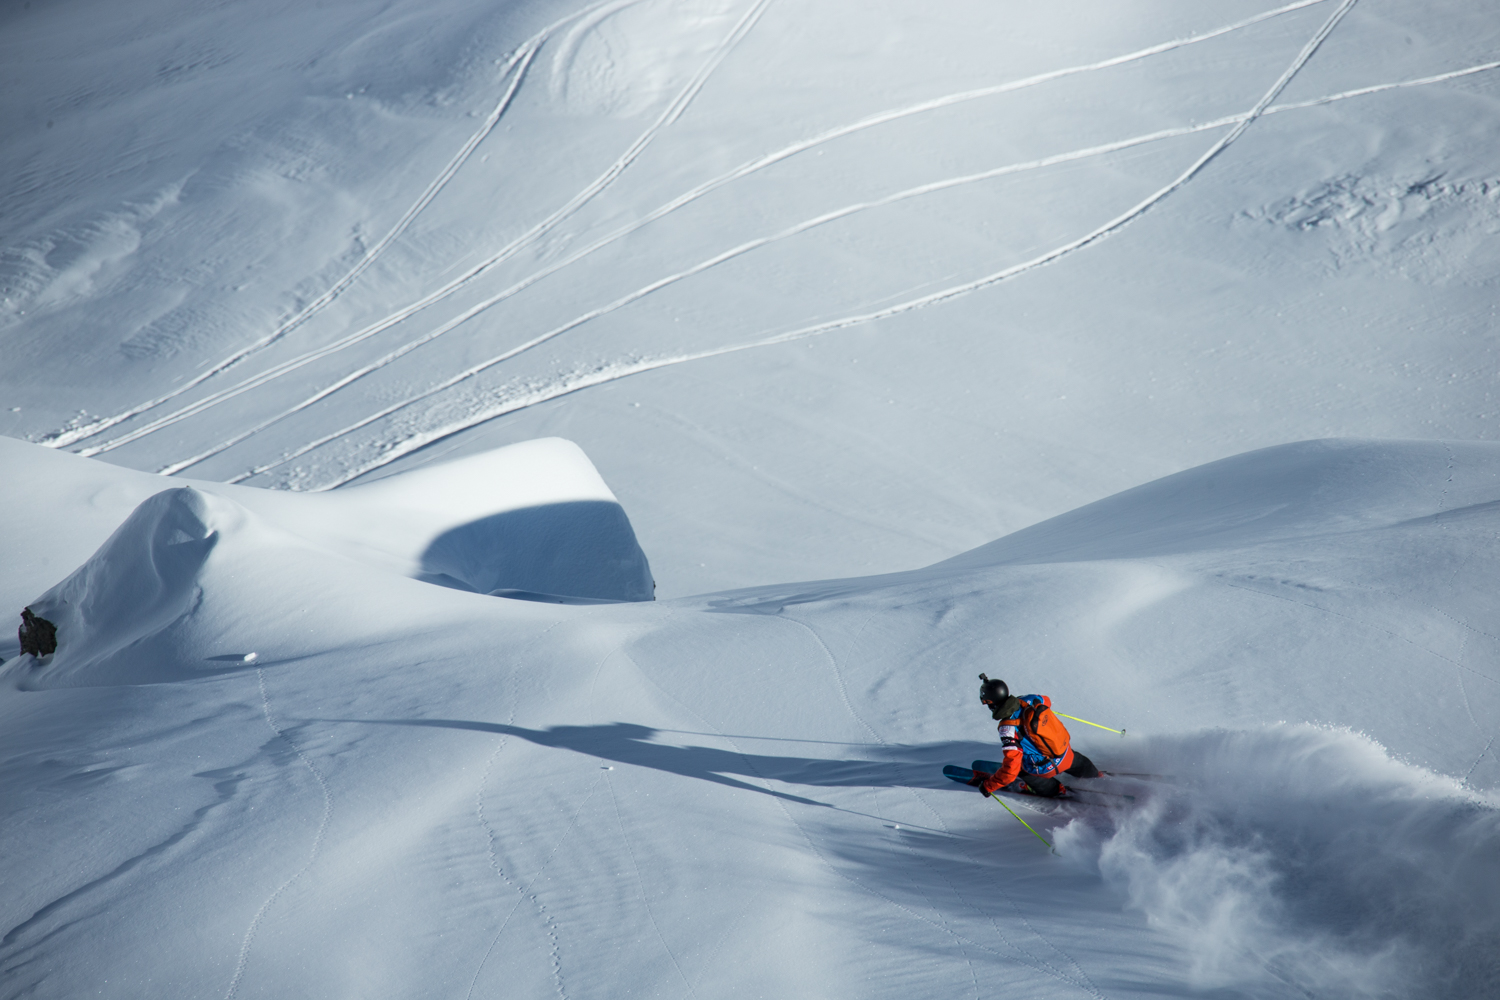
(322, 718), (999, 807)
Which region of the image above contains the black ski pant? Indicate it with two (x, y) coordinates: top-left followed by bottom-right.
(1021, 751), (1098, 797)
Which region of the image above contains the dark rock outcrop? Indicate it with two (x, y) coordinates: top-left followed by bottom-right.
(19, 607), (57, 657)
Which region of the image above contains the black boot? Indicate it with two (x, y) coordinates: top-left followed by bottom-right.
(1065, 751), (1099, 779)
(1021, 774), (1065, 797)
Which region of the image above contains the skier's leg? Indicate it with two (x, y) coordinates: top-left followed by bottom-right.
(1021, 773), (1063, 797)
(1065, 751), (1100, 779)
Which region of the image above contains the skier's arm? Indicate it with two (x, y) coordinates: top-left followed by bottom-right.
(993, 721), (1023, 786)
(977, 730), (1023, 795)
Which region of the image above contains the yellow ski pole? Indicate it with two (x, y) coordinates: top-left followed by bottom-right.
(987, 791), (1058, 855)
(1056, 712), (1125, 736)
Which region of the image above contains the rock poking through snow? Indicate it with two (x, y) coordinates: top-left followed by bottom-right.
(17, 608), (56, 658)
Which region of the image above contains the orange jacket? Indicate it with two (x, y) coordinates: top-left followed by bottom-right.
(993, 694), (1074, 786)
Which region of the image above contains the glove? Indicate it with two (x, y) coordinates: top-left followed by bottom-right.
(978, 773), (1005, 796)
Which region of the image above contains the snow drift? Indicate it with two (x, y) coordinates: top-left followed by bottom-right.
(12, 485), (399, 688)
(942, 437), (1500, 567)
(0, 435), (654, 640)
(10, 438), (652, 685)
(236, 438), (655, 601)
(337, 439), (655, 601)
(19, 487), (230, 686)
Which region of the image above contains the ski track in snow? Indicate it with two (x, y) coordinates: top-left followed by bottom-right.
(224, 670), (334, 1000)
(605, 776), (701, 1000)
(243, 42), (1500, 492)
(74, 0), (770, 466)
(133, 0), (1325, 477)
(68, 42), (544, 463)
(467, 620), (567, 999)
(1455, 632), (1484, 736)
(472, 621), (561, 901)
(247, 58), (1466, 484)
(740, 731), (1104, 997)
(834, 613), (1107, 1000)
(907, 781), (1108, 999)
(1466, 733), (1498, 784)
(588, 634), (703, 998)
(56, 1), (583, 458)
(786, 613), (886, 749)
(39, 8), (570, 452)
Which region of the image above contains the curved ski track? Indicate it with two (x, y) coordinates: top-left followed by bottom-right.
(75, 0), (769, 463)
(223, 669), (335, 1000)
(223, 52), (1500, 488)
(69, 0), (1314, 470)
(270, 46), (1500, 493)
(41, 10), (569, 452)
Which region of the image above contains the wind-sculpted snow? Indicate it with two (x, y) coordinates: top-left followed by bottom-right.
(942, 438), (1500, 567)
(2, 436), (1499, 997)
(10, 486), (377, 689)
(1057, 727), (1500, 999)
(7, 440), (653, 688)
(19, 487), (234, 687)
(5, 0), (1500, 990)
(0, 436), (654, 633)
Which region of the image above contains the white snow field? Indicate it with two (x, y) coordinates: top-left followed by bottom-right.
(3, 0), (1500, 997)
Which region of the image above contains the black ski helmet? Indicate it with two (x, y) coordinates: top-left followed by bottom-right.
(978, 673), (1008, 705)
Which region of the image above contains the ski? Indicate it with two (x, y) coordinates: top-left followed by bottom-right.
(943, 763), (1135, 801)
(943, 764), (982, 785)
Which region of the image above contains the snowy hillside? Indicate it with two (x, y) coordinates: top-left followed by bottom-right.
(7, 0), (1500, 594)
(3, 437), (1498, 999)
(3, 0), (1500, 997)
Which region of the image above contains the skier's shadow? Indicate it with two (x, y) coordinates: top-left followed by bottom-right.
(334, 719), (950, 807)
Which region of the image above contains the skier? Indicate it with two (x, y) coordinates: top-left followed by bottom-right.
(971, 674), (1099, 798)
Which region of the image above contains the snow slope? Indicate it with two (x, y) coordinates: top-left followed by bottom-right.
(4, 0), (1500, 997)
(4, 0), (1500, 595)
(3, 437), (1499, 999)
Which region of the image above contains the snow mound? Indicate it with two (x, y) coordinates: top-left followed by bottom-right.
(329, 438), (655, 601)
(0, 435), (654, 616)
(1058, 726), (1500, 1000)
(944, 438), (1500, 567)
(17, 487), (242, 687)
(14, 487), (322, 688)
(10, 485), (482, 689)
(9, 437), (653, 685)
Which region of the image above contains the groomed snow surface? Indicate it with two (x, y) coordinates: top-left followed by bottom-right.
(4, 0), (1500, 997)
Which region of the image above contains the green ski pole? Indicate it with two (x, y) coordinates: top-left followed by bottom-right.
(1056, 712), (1125, 736)
(987, 791), (1058, 855)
